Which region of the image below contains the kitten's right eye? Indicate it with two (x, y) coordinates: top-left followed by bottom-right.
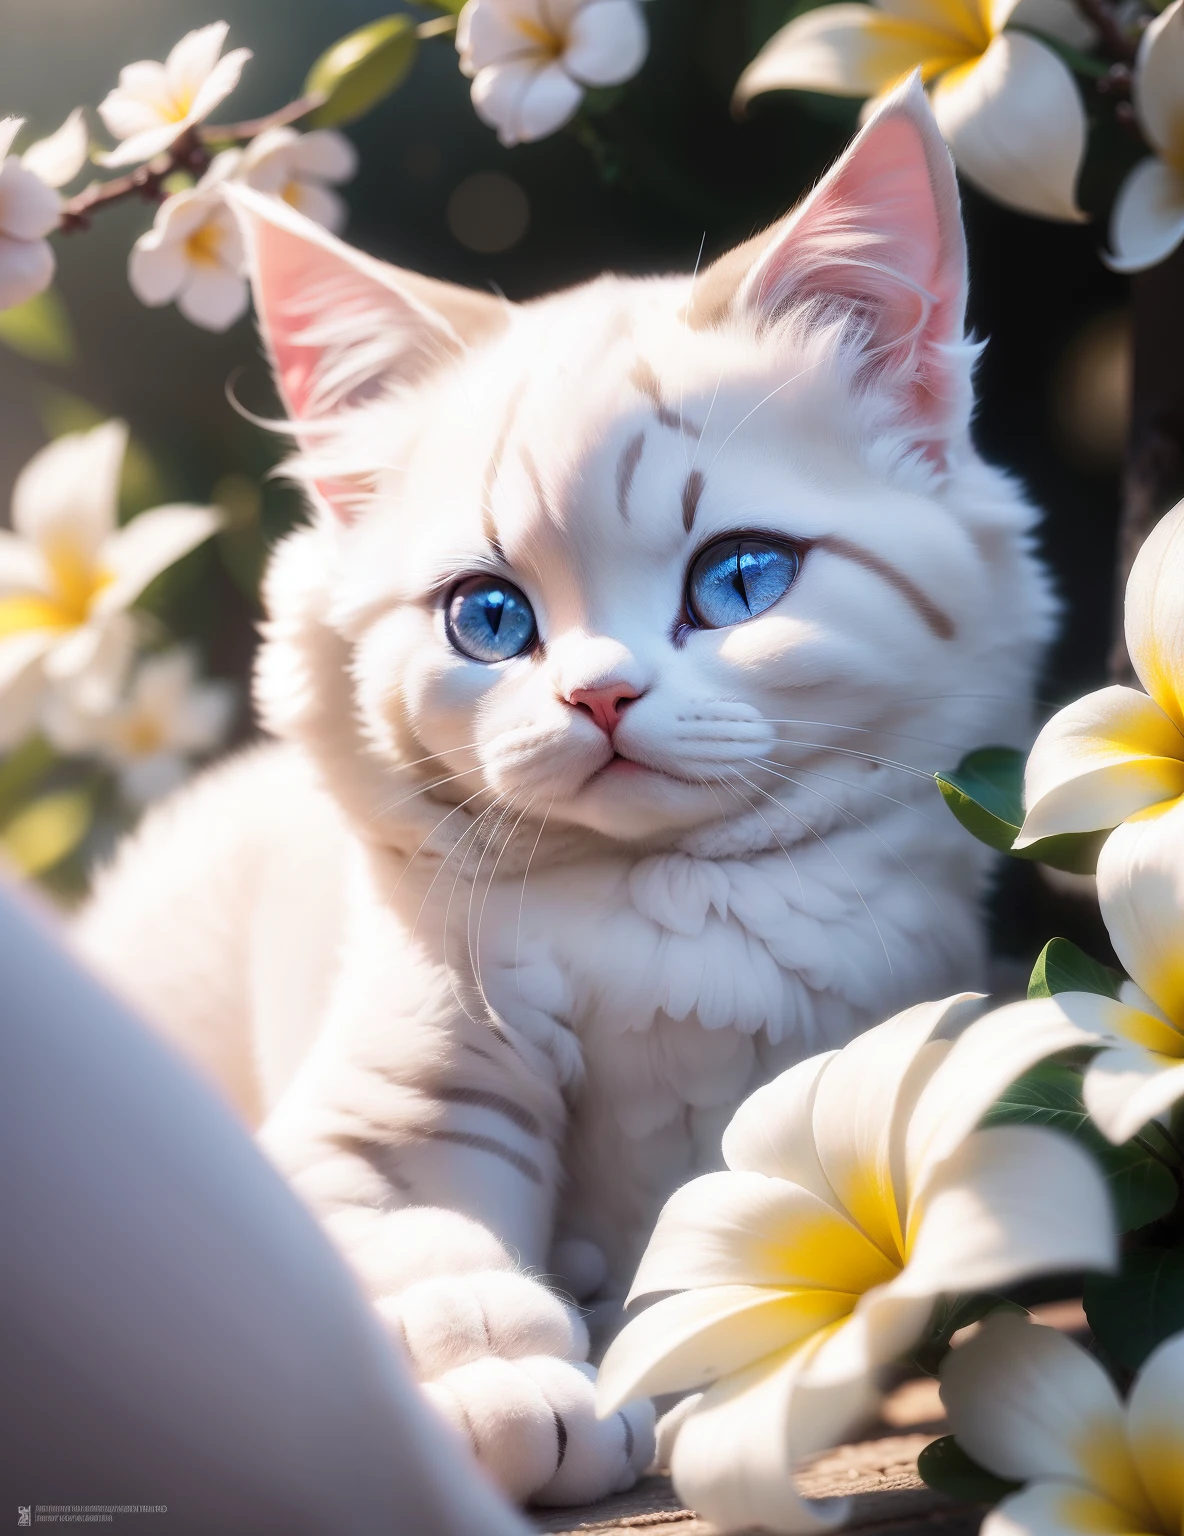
(445, 576), (537, 663)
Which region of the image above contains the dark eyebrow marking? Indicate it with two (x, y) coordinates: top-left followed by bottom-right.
(436, 1084), (543, 1138)
(681, 468), (705, 533)
(616, 431), (645, 521)
(630, 360), (701, 439)
(482, 378), (528, 546)
(811, 534), (955, 640)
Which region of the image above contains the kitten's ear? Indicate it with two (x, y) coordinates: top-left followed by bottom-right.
(226, 185), (508, 519)
(689, 75), (970, 461)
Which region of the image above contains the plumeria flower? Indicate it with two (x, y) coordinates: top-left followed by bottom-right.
(0, 111), (90, 311)
(941, 1313), (1184, 1536)
(1017, 500), (1184, 849)
(235, 126), (356, 234)
(0, 421), (222, 748)
(128, 154), (247, 331)
(457, 0), (648, 147)
(734, 0), (1089, 222)
(596, 996), (1115, 1535)
(98, 21), (252, 169)
(44, 648), (234, 803)
(993, 796), (1184, 1145)
(1110, 0), (1184, 272)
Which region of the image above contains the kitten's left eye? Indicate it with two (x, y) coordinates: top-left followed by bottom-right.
(686, 537), (800, 629)
(446, 575), (538, 663)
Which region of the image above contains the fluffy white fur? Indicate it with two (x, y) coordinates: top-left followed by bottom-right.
(77, 80), (1056, 1506)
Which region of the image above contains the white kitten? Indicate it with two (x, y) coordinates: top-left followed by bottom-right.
(78, 79), (1055, 1507)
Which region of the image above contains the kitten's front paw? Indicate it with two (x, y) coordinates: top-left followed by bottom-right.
(423, 1356), (654, 1507)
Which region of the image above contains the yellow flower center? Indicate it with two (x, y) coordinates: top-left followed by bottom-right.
(514, 16), (565, 58)
(114, 713), (166, 758)
(0, 540), (111, 640)
(184, 220), (224, 269)
(280, 180), (304, 210)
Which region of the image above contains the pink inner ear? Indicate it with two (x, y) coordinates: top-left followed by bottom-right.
(747, 96), (968, 449)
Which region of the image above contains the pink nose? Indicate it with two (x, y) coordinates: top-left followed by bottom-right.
(567, 684), (641, 737)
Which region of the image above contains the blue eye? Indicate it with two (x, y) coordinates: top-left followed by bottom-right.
(686, 537), (800, 629)
(446, 575), (537, 663)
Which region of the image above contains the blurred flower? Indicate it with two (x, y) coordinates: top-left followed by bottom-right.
(734, 0), (1087, 222)
(98, 21), (252, 169)
(597, 997), (1115, 1535)
(45, 648), (234, 803)
(457, 0), (648, 147)
(21, 108), (90, 192)
(1018, 501), (1184, 847)
(0, 116), (75, 311)
(941, 1313), (1184, 1536)
(0, 421), (222, 748)
(995, 797), (1184, 1145)
(1110, 0), (1184, 271)
(128, 155), (247, 331)
(235, 125), (356, 233)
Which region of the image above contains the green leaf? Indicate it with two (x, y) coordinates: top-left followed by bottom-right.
(423, 0), (466, 12)
(304, 15), (419, 127)
(910, 1293), (1025, 1374)
(1028, 938), (1122, 1001)
(0, 789), (92, 876)
(0, 289), (75, 364)
(0, 736), (55, 821)
(935, 746), (1106, 872)
(917, 1437), (1021, 1504)
(983, 1062), (1178, 1233)
(1085, 1248), (1184, 1370)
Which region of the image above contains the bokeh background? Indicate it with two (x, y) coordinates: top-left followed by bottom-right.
(0, 0), (1128, 960)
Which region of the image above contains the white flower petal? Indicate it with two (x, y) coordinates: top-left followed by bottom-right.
(930, 33), (1086, 222)
(721, 1049), (840, 1200)
(0, 117), (25, 162)
(128, 235), (188, 307)
(904, 997), (1099, 1194)
(459, 0), (550, 73)
(99, 123), (193, 169)
(0, 159), (62, 241)
(516, 60), (585, 142)
(597, 1284), (854, 1412)
(0, 631), (51, 748)
(1017, 685), (1184, 844)
(810, 996), (984, 1260)
(1123, 499), (1184, 729)
(940, 1315), (1142, 1501)
(899, 1126), (1116, 1299)
(285, 128), (357, 184)
(22, 108), (90, 190)
(983, 1482), (1142, 1536)
(287, 181), (347, 235)
(1096, 798), (1184, 1027)
(564, 0), (648, 87)
(177, 265), (249, 331)
(0, 531), (48, 594)
(1133, 0), (1184, 160)
(1006, 0), (1096, 47)
(1106, 156), (1184, 274)
(1083, 1044), (1184, 1144)
(12, 420), (127, 559)
(625, 1170), (897, 1304)
(172, 678), (234, 753)
(669, 1338), (873, 1535)
(97, 504), (221, 614)
(470, 60), (542, 145)
(97, 62), (171, 140)
(188, 47), (253, 128)
(1126, 1330), (1184, 1530)
(0, 235), (54, 311)
(734, 5), (937, 107)
(118, 752), (190, 804)
(166, 22), (231, 99)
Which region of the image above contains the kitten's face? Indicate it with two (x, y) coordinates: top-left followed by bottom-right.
(333, 284), (991, 843)
(242, 81), (1053, 846)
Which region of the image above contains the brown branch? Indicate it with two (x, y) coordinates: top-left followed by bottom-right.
(1071, 0), (1138, 63)
(58, 127), (209, 233)
(199, 91), (326, 144)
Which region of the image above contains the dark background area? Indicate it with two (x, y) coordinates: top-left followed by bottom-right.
(0, 0), (1127, 961)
